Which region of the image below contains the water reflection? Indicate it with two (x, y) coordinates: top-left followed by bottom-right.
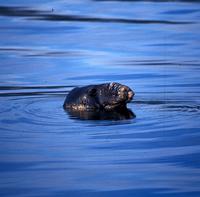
(65, 107), (136, 120)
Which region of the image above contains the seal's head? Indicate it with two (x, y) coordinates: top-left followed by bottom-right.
(95, 82), (135, 110)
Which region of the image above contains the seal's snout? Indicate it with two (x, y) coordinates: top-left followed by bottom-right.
(128, 90), (134, 101)
(117, 85), (135, 102)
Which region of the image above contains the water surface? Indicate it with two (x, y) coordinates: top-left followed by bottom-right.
(0, 0), (200, 196)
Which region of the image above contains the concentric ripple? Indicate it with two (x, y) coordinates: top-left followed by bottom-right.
(0, 95), (73, 133)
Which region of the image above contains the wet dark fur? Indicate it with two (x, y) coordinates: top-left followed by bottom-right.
(63, 82), (134, 111)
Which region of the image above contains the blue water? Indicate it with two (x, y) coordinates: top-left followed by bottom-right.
(0, 1), (200, 196)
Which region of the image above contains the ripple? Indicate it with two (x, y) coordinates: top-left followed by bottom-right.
(0, 47), (84, 57)
(0, 85), (75, 97)
(164, 104), (200, 113)
(0, 96), (71, 133)
(0, 6), (193, 25)
(113, 59), (200, 67)
(0, 85), (74, 91)
(68, 73), (173, 81)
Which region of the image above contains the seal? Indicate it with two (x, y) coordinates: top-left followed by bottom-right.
(63, 82), (134, 111)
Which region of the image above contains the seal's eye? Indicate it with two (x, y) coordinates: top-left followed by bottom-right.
(112, 92), (117, 96)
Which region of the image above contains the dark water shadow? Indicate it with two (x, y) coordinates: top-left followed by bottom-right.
(0, 47), (84, 57)
(0, 6), (193, 25)
(0, 85), (74, 90)
(93, 0), (200, 2)
(65, 107), (136, 120)
(164, 104), (200, 113)
(0, 85), (76, 97)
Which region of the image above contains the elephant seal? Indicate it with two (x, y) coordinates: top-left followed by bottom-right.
(63, 82), (134, 111)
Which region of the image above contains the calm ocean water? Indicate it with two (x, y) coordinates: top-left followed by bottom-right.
(0, 0), (200, 196)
